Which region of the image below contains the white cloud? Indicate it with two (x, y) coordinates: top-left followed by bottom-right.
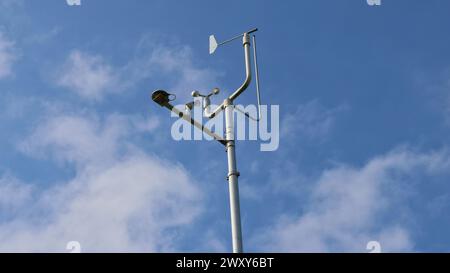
(20, 113), (160, 168)
(129, 114), (160, 133)
(281, 100), (348, 141)
(200, 230), (227, 253)
(56, 50), (119, 101)
(1, 113), (201, 252)
(414, 67), (450, 126)
(0, 0), (23, 9)
(26, 26), (61, 45)
(253, 148), (450, 252)
(0, 31), (17, 79)
(0, 0), (24, 20)
(256, 100), (348, 195)
(144, 45), (220, 99)
(56, 38), (221, 102)
(0, 174), (32, 214)
(20, 114), (126, 169)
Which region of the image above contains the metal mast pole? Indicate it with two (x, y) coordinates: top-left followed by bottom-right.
(224, 98), (243, 253)
(224, 33), (251, 253)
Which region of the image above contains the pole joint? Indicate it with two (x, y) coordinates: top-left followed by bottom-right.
(226, 171), (240, 181)
(225, 141), (235, 148)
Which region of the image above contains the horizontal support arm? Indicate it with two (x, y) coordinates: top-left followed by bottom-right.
(162, 101), (226, 146)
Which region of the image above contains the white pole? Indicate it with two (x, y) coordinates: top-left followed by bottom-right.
(224, 98), (243, 253)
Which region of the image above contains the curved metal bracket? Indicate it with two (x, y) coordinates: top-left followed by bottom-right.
(205, 32), (253, 119)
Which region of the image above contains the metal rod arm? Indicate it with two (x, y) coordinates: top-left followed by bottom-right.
(162, 102), (226, 145)
(252, 35), (262, 121)
(218, 28), (258, 46)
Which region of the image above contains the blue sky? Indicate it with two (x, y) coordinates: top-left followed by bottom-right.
(1, 0), (450, 252)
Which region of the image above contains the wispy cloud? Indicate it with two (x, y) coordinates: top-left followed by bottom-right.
(20, 113), (127, 169)
(0, 31), (17, 79)
(56, 50), (119, 101)
(0, 0), (23, 9)
(440, 70), (450, 125)
(247, 100), (348, 195)
(413, 67), (450, 126)
(253, 148), (450, 252)
(141, 43), (221, 99)
(0, 34), (221, 251)
(0, 112), (201, 252)
(0, 174), (32, 216)
(55, 37), (221, 102)
(281, 100), (348, 142)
